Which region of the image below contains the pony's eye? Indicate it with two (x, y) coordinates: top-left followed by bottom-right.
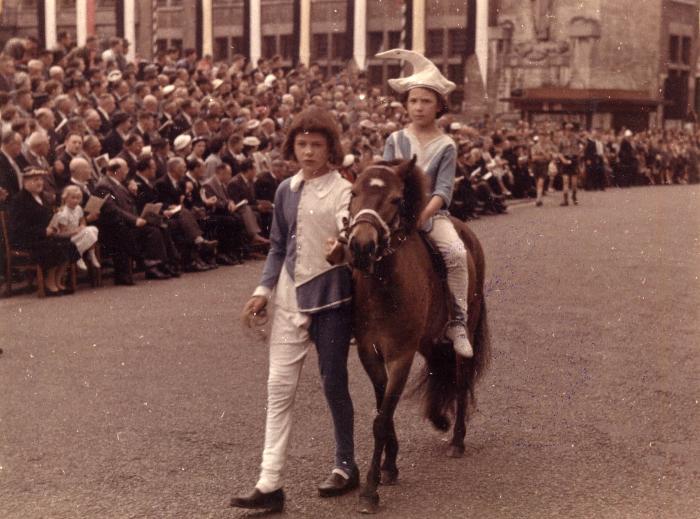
(390, 196), (401, 205)
(350, 191), (357, 198)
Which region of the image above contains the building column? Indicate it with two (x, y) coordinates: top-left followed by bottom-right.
(76, 0), (87, 46)
(299, 0), (311, 66)
(411, 0), (425, 54)
(476, 0), (488, 85)
(202, 0), (213, 57)
(44, 0), (57, 50)
(352, 0), (366, 69)
(250, 0), (261, 65)
(124, 0), (135, 61)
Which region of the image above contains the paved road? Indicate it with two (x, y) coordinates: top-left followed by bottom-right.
(1, 185), (698, 519)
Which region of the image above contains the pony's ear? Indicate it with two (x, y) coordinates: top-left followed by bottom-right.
(394, 155), (418, 180)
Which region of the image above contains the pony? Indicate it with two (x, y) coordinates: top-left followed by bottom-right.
(340, 157), (490, 514)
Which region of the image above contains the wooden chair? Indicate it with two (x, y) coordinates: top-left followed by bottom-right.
(0, 210), (45, 297)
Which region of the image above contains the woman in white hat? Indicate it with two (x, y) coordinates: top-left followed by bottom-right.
(377, 49), (473, 358)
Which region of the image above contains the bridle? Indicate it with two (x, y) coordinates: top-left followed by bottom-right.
(342, 167), (408, 263)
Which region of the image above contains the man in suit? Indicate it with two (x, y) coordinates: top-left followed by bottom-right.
(24, 132), (57, 205)
(82, 135), (105, 183)
(0, 130), (29, 208)
(53, 132), (84, 192)
(96, 93), (116, 135)
(584, 129), (606, 191)
(153, 157), (219, 268)
(93, 158), (172, 284)
(117, 133), (143, 179)
(171, 99), (198, 141)
(254, 158), (286, 204)
(202, 163), (249, 262)
(101, 111), (131, 158)
(227, 158), (273, 239)
(133, 111), (156, 147)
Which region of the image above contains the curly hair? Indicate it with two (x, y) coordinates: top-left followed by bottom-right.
(281, 107), (344, 166)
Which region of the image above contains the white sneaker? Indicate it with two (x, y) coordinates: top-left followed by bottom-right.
(446, 323), (474, 358)
(76, 258), (88, 271)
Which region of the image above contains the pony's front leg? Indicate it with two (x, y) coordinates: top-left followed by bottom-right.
(359, 355), (413, 514)
(448, 356), (468, 458)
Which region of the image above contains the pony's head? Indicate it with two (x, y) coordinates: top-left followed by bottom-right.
(347, 156), (426, 272)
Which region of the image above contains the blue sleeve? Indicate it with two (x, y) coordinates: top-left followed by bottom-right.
(383, 134), (396, 161)
(258, 185), (288, 290)
(432, 144), (457, 208)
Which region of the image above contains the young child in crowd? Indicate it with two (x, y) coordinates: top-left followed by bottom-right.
(55, 185), (101, 271)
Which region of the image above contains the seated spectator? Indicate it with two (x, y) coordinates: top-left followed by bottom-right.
(93, 158), (173, 285)
(8, 167), (79, 295)
(0, 130), (29, 207)
(151, 157), (219, 269)
(229, 158), (273, 238)
(55, 185), (100, 271)
(53, 132), (83, 191)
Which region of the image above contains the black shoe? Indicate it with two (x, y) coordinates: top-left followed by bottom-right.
(161, 263), (181, 278)
(184, 261), (208, 273)
(318, 470), (359, 498)
(230, 488), (284, 512)
(216, 253), (236, 266)
(145, 266), (170, 280)
(115, 275), (135, 286)
(197, 239), (218, 253)
(535, 200), (543, 207)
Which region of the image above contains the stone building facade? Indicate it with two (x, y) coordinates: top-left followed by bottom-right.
(487, 0), (699, 129)
(1, 0), (697, 128)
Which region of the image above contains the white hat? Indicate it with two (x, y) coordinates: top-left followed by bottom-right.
(359, 120), (376, 130)
(212, 79), (224, 90)
(107, 70), (123, 83)
(624, 129), (633, 138)
(246, 119), (260, 131)
(389, 101), (403, 108)
(243, 136), (260, 147)
(342, 154), (355, 168)
(264, 74), (277, 87)
(449, 122), (462, 131)
(375, 49), (456, 97)
(173, 134), (192, 151)
(162, 84), (175, 96)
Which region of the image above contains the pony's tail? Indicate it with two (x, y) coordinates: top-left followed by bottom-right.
(421, 300), (491, 431)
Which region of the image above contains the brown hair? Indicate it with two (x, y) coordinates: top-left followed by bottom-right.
(400, 87), (450, 119)
(282, 107), (343, 166)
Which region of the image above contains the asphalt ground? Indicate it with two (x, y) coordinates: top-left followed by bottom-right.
(1, 185), (698, 519)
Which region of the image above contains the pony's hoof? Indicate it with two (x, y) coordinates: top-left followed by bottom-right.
(380, 469), (399, 486)
(358, 494), (380, 514)
(447, 445), (465, 458)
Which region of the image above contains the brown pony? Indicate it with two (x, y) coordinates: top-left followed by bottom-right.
(344, 157), (490, 514)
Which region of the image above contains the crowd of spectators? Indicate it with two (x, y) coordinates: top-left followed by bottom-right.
(1, 33), (698, 294)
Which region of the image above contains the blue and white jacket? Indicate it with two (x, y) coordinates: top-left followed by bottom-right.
(383, 128), (457, 231)
(253, 169), (353, 313)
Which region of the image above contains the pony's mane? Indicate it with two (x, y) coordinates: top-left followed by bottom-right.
(373, 158), (427, 233)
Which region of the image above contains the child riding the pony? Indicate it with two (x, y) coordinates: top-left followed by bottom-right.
(378, 49), (474, 358)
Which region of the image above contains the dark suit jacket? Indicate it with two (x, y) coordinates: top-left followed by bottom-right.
(254, 172), (281, 203)
(180, 174), (205, 210)
(101, 130), (125, 158)
(93, 176), (138, 227)
(133, 174), (159, 214)
(154, 175), (184, 207)
(8, 189), (53, 249)
(116, 149), (138, 179)
(171, 112), (192, 141)
(202, 176), (231, 214)
(226, 174), (257, 208)
(96, 107), (112, 135)
(0, 151), (28, 206)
